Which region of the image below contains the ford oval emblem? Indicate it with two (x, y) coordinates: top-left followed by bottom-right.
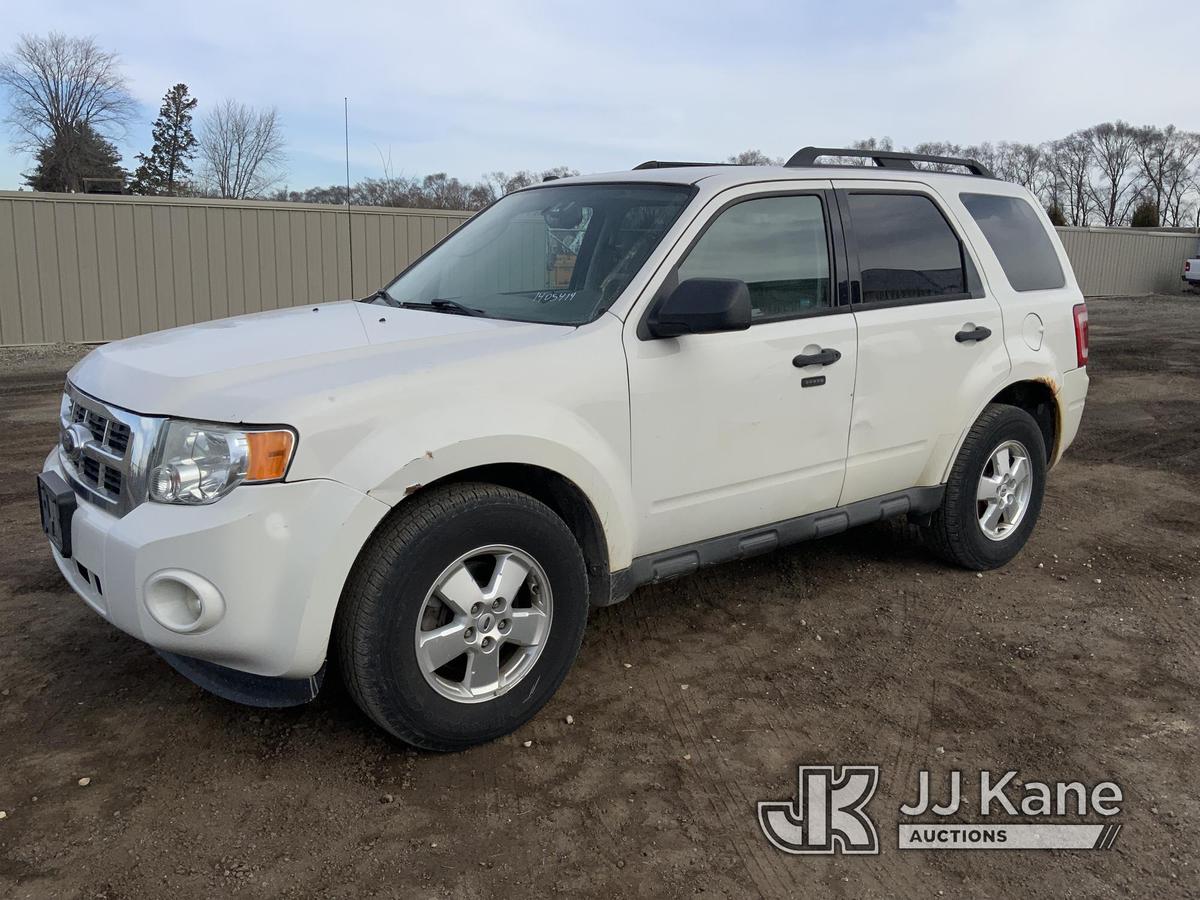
(61, 422), (91, 460)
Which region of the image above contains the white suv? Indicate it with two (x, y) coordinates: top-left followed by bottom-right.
(39, 147), (1089, 749)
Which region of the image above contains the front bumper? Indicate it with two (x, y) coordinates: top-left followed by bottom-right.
(43, 450), (389, 680)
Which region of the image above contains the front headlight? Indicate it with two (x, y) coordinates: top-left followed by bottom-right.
(148, 421), (296, 505)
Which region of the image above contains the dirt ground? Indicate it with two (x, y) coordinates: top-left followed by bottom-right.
(1, 296), (1197, 899)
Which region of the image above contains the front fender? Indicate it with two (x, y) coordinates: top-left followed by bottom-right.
(281, 315), (633, 569)
(346, 418), (633, 571)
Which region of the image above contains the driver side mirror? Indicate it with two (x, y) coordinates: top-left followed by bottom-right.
(648, 278), (752, 338)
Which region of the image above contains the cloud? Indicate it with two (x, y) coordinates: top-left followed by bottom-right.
(0, 0), (1194, 189)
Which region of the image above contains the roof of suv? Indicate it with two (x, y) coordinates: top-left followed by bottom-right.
(537, 162), (1032, 205)
(551, 164), (1001, 190)
(537, 147), (1009, 194)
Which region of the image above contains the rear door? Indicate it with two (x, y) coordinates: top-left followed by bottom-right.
(833, 181), (1011, 504)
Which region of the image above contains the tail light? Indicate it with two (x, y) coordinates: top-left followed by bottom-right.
(1188, 260), (1193, 272)
(1073, 303), (1089, 367)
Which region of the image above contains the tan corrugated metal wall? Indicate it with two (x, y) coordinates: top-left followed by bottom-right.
(1055, 227), (1199, 297)
(1, 192), (1197, 346)
(0, 191), (472, 345)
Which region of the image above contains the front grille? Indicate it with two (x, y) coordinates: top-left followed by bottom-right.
(59, 384), (158, 517)
(103, 465), (123, 495)
(64, 396), (127, 499)
(82, 455), (102, 485)
(67, 399), (132, 458)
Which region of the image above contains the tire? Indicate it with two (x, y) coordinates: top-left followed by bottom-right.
(335, 482), (589, 750)
(923, 403), (1047, 571)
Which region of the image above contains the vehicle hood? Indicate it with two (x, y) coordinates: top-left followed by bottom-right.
(69, 301), (572, 422)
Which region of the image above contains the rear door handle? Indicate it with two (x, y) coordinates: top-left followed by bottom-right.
(955, 325), (992, 343)
(792, 348), (842, 367)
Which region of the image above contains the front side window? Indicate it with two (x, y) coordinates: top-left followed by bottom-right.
(377, 184), (694, 325)
(960, 193), (1065, 292)
(676, 195), (832, 322)
(847, 193), (967, 303)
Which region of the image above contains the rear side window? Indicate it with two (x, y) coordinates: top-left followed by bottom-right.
(846, 193), (967, 303)
(960, 193), (1065, 292)
(677, 195), (831, 322)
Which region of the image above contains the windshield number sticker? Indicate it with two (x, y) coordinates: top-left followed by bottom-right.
(529, 290), (578, 305)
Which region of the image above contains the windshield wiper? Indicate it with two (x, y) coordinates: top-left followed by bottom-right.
(398, 298), (487, 317)
(361, 289), (401, 307)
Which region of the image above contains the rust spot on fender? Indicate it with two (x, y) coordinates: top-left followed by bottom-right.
(1033, 376), (1064, 465)
(404, 483), (422, 496)
(424, 450), (434, 459)
(1033, 375), (1060, 396)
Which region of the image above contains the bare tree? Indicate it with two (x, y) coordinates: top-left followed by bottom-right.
(1006, 143), (1045, 193)
(274, 124), (1200, 225)
(1086, 121), (1143, 226)
(852, 136), (894, 152)
(965, 141), (1002, 176)
(1048, 133), (1094, 226)
(198, 99), (285, 199)
(830, 136), (895, 167)
(1163, 134), (1200, 227)
(0, 32), (135, 177)
(1135, 125), (1200, 227)
(910, 141), (967, 172)
(272, 158), (580, 212)
(726, 149), (782, 166)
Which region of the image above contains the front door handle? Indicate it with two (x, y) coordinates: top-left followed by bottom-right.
(955, 325), (992, 343)
(792, 348), (842, 367)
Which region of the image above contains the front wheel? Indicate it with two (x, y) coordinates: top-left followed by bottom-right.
(923, 404), (1047, 570)
(335, 483), (589, 750)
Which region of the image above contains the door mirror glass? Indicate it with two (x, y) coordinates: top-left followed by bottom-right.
(648, 278), (752, 338)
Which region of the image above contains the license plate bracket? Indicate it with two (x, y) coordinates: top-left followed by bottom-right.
(38, 470), (77, 558)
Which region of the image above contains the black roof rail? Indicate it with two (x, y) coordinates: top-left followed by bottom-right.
(786, 146), (994, 178)
(633, 160), (726, 170)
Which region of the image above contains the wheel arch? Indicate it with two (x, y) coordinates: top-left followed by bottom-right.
(355, 460), (617, 610)
(415, 463), (613, 607)
(987, 378), (1060, 464)
(939, 376), (1063, 485)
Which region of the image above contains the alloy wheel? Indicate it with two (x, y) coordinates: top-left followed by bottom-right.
(976, 439), (1034, 542)
(413, 544), (553, 703)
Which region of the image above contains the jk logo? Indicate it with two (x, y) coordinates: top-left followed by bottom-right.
(758, 765), (880, 855)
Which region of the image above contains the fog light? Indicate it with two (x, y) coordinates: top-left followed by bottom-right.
(144, 569), (225, 633)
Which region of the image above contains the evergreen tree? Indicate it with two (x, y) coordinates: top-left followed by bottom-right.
(1045, 203), (1067, 227)
(130, 83), (198, 195)
(23, 122), (125, 192)
(1129, 199), (1159, 228)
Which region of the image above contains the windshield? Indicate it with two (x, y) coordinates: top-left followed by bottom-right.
(374, 183), (694, 325)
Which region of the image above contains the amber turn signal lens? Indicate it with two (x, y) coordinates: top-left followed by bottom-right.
(245, 430), (295, 482)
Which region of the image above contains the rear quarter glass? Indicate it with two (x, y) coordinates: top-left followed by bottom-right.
(959, 193), (1065, 292)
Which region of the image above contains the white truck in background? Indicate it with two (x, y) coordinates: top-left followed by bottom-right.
(1184, 242), (1200, 292)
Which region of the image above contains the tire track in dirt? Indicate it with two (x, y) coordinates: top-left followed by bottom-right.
(626, 590), (796, 898)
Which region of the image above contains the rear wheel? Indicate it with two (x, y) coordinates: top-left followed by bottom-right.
(923, 404), (1047, 570)
(335, 483), (589, 750)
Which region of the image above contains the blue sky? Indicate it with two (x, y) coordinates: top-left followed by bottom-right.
(0, 0), (1193, 191)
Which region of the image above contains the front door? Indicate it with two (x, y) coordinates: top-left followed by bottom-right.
(624, 186), (858, 556)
